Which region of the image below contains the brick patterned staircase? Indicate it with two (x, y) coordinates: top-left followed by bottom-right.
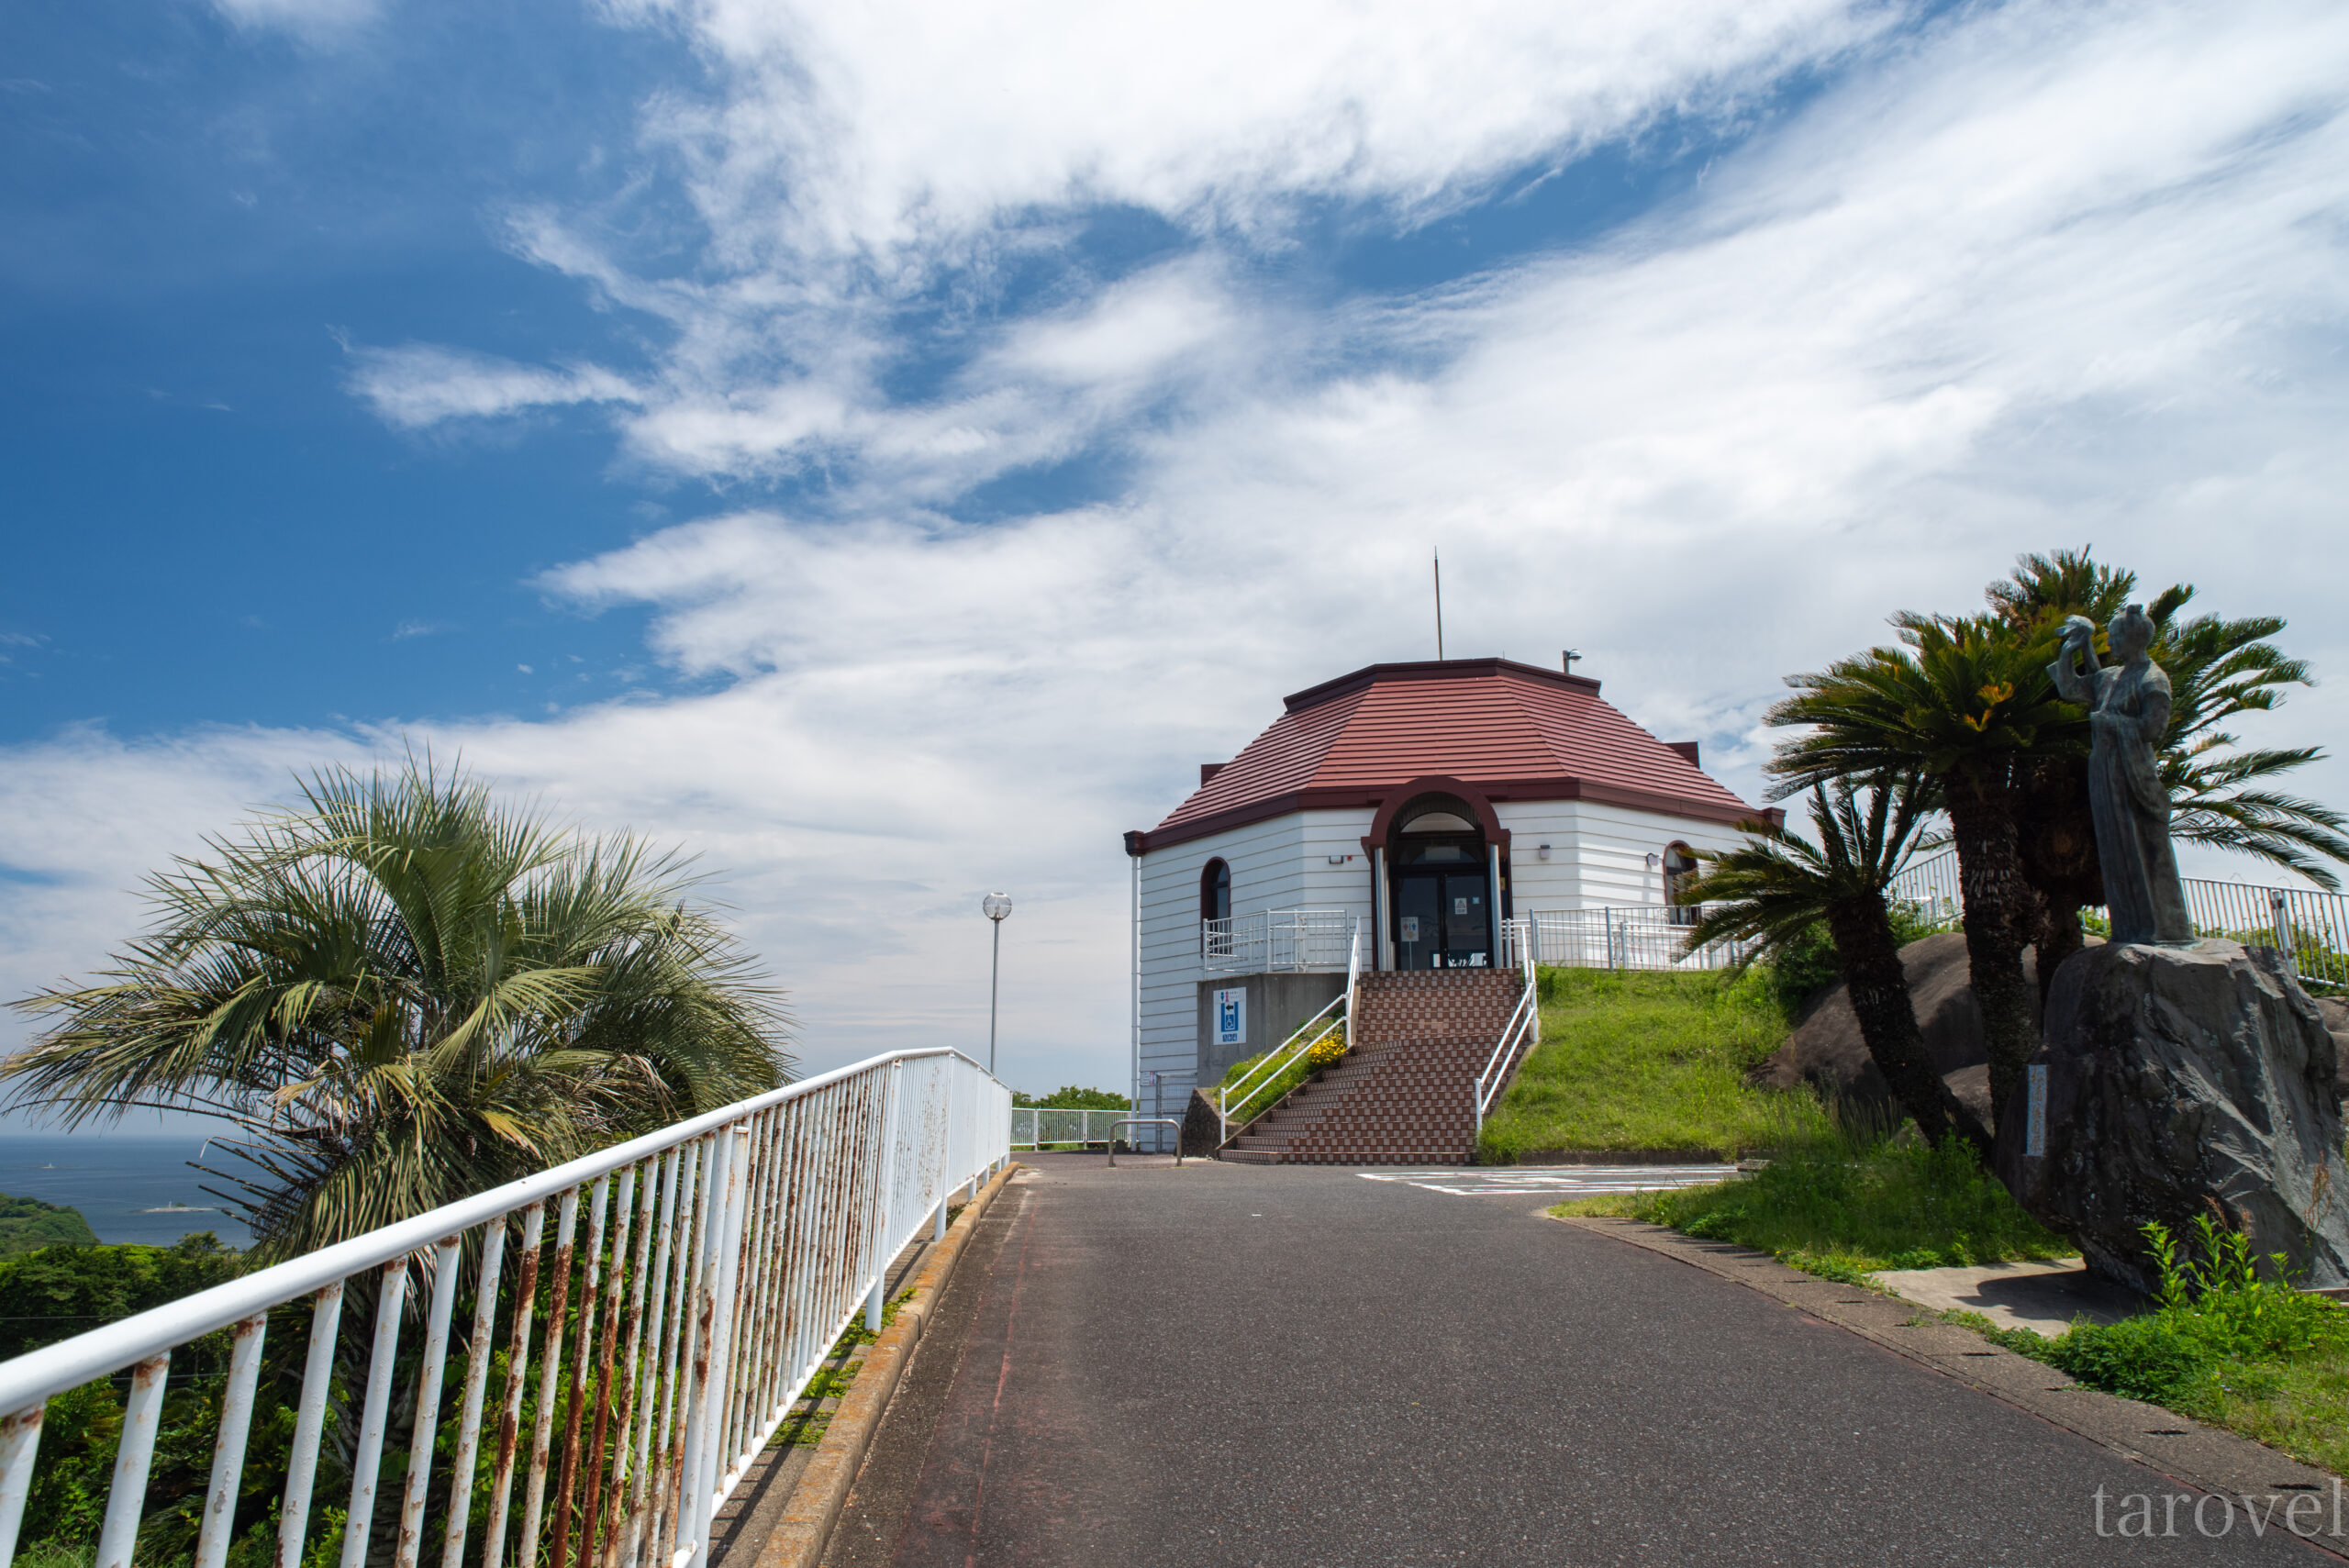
(1220, 970), (1525, 1165)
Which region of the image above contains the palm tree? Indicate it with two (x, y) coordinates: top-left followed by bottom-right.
(5, 760), (791, 1258)
(1679, 773), (1991, 1153)
(1765, 615), (2063, 1129)
(2155, 608), (2349, 882)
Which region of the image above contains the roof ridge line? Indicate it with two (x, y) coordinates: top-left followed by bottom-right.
(1284, 657), (1598, 714)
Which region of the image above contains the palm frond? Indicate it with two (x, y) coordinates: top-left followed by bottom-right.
(3, 758), (793, 1258)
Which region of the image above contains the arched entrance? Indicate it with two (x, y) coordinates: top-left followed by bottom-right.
(1387, 792), (1493, 969)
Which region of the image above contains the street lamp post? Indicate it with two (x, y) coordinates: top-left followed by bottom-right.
(982, 893), (1013, 1075)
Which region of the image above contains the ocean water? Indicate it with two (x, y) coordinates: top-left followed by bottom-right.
(0, 1135), (253, 1248)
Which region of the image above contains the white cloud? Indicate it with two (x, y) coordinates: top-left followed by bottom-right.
(346, 344), (640, 429)
(11, 0), (2349, 1118)
(607, 0), (1887, 256)
(207, 0), (383, 41)
(412, 0), (1897, 479)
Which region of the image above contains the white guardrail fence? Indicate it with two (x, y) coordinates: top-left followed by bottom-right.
(1008, 1108), (1131, 1149)
(1892, 850), (2349, 992)
(0, 1048), (1011, 1568)
(1499, 907), (1753, 972)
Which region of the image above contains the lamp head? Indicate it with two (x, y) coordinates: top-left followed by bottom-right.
(983, 893), (1014, 922)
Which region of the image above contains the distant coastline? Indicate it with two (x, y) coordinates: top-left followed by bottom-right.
(0, 1136), (252, 1247)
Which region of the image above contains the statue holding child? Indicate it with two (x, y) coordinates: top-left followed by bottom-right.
(2048, 605), (2194, 946)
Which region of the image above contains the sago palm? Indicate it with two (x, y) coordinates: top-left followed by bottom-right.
(1679, 773), (1990, 1152)
(5, 761), (791, 1258)
(1765, 615), (2063, 1129)
(1988, 547), (2346, 882)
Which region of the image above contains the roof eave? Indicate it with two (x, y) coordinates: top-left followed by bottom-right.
(1129, 777), (1777, 854)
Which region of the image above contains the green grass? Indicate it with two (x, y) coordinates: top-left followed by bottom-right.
(1948, 1218), (2349, 1478)
(1552, 1113), (2074, 1275)
(11, 1541), (90, 1568)
(1476, 966), (1822, 1161)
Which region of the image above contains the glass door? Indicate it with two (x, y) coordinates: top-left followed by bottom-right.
(1437, 871), (1490, 967)
(1396, 873), (1442, 970)
(1391, 835), (1492, 969)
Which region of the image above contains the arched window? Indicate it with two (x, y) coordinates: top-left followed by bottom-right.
(1200, 858), (1231, 923)
(1199, 858), (1231, 961)
(1663, 842), (1699, 924)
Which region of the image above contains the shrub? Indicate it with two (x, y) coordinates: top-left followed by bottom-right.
(1216, 1022), (1343, 1127)
(1757, 904), (1954, 1024)
(1987, 1218), (2349, 1407)
(0, 1234), (246, 1361)
(1763, 922), (1843, 1023)
(2045, 1315), (2220, 1404)
(1012, 1085), (1131, 1109)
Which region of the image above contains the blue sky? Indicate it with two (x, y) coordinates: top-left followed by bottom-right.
(4, 0), (2346, 1118)
(2, 0), (704, 733)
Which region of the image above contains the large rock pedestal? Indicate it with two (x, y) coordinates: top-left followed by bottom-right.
(1995, 939), (2349, 1294)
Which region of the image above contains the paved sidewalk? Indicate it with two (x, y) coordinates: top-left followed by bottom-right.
(835, 1155), (2334, 1565)
(1873, 1257), (2141, 1335)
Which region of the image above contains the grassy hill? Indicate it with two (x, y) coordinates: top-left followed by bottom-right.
(0, 1194), (98, 1254)
(1475, 966), (1824, 1162)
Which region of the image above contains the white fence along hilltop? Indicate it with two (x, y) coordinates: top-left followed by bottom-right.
(0, 1048), (1011, 1568)
(1891, 849), (2349, 991)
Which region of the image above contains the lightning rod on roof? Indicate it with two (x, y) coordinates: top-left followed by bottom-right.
(1433, 547), (1444, 661)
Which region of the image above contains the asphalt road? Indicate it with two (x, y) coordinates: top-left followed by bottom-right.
(829, 1155), (2334, 1567)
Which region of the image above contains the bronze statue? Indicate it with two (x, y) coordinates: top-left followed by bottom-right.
(2050, 606), (2194, 945)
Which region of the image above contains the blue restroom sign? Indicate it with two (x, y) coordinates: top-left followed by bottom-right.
(1212, 986), (1247, 1048)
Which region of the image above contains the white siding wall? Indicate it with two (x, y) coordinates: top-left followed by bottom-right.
(1500, 800), (1758, 912)
(1132, 809), (1375, 1112)
(1130, 800), (1760, 1115)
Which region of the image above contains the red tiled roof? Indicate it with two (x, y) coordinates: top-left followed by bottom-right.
(1130, 658), (1769, 852)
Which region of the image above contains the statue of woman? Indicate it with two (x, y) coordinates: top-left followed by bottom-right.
(2049, 606), (2195, 945)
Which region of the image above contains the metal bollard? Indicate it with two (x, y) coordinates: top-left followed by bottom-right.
(1105, 1119), (1184, 1167)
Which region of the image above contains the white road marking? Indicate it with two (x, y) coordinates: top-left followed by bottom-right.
(1356, 1165), (1739, 1196)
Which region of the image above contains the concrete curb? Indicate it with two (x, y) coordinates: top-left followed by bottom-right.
(1553, 1213), (2349, 1553)
(751, 1162), (1019, 1568)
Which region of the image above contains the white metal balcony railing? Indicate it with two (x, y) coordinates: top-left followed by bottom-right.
(1892, 849), (2349, 991)
(0, 1048), (1011, 1568)
(1200, 907), (1356, 973)
(1500, 906), (1755, 972)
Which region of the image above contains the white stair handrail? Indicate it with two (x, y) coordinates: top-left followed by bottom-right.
(1215, 918), (1362, 1144)
(1474, 918), (1542, 1136)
